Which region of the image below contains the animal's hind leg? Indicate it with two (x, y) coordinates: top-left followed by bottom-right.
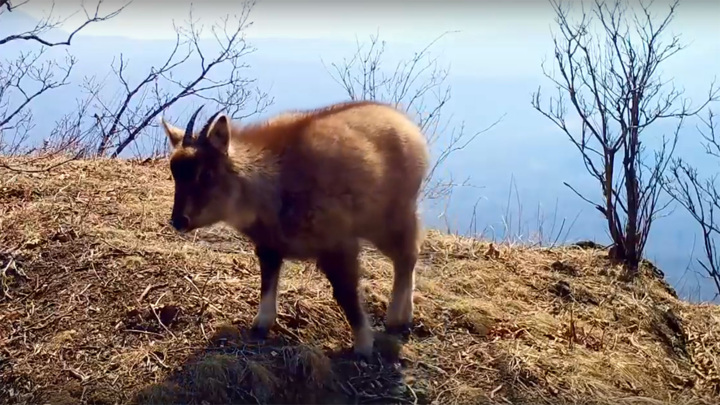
(317, 240), (374, 357)
(380, 211), (422, 337)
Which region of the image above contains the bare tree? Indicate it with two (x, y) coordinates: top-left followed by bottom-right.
(77, 2), (272, 159)
(323, 31), (503, 203)
(665, 110), (720, 299)
(1, 0), (272, 166)
(0, 0), (126, 157)
(531, 0), (718, 276)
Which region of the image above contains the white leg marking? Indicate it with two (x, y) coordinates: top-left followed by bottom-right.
(353, 318), (374, 357)
(387, 269), (415, 327)
(401, 271), (415, 324)
(253, 285), (277, 330)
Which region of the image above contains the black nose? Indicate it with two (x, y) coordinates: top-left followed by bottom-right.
(169, 216), (189, 231)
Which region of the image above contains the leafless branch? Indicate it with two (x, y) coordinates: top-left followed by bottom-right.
(1, 1), (270, 161)
(0, 0), (126, 157)
(81, 2), (273, 158)
(531, 0), (719, 275)
(0, 0), (129, 47)
(665, 109), (720, 298)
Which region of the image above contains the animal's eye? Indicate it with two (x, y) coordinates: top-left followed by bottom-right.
(170, 158), (197, 182)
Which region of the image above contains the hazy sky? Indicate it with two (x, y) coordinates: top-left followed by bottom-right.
(17, 0), (719, 80)
(21, 0), (555, 41)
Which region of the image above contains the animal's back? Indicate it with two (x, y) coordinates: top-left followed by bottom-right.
(253, 101), (429, 249)
(303, 101), (429, 202)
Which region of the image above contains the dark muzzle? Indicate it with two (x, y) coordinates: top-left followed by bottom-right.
(169, 215), (190, 232)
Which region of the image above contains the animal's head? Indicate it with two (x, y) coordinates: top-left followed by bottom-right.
(161, 105), (237, 233)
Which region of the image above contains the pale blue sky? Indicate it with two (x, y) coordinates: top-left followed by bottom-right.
(20, 0), (718, 80)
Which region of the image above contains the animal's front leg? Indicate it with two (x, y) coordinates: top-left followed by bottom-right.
(250, 245), (283, 338)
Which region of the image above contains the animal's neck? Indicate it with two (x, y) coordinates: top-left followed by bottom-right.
(227, 141), (280, 227)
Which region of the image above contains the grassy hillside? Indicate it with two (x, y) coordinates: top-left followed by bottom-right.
(0, 156), (718, 405)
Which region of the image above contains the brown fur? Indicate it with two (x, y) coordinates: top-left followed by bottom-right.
(161, 100), (430, 356)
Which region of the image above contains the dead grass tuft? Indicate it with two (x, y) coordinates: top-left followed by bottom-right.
(287, 344), (333, 388)
(0, 155), (719, 404)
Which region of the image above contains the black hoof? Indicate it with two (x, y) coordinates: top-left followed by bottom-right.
(385, 323), (412, 340)
(249, 324), (270, 340)
(351, 351), (374, 366)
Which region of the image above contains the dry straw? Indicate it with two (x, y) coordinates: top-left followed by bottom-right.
(0, 156), (718, 404)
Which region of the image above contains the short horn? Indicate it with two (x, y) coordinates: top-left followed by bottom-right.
(182, 104), (205, 146)
(198, 109), (224, 141)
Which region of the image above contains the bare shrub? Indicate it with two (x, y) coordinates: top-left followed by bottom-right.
(0, 0), (272, 170)
(0, 0), (126, 163)
(665, 109), (720, 299)
(531, 0), (718, 277)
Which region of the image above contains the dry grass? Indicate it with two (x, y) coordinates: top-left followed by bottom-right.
(0, 155), (719, 405)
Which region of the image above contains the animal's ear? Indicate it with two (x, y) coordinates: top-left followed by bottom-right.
(161, 118), (184, 149)
(205, 114), (231, 154)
